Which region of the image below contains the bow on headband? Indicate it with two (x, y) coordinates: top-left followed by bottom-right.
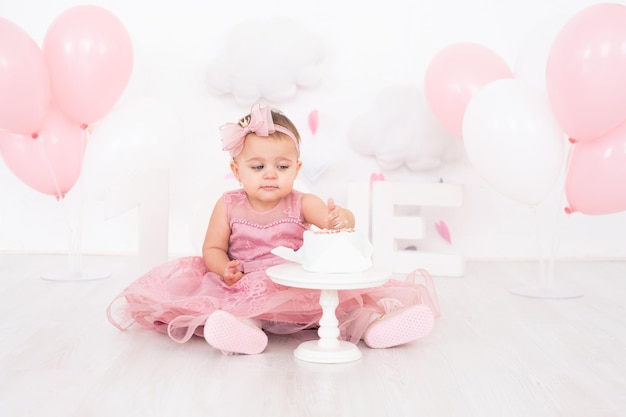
(220, 104), (299, 157)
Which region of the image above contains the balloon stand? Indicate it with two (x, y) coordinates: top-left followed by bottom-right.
(39, 228), (110, 282)
(509, 205), (583, 299)
(40, 179), (110, 282)
(509, 257), (583, 299)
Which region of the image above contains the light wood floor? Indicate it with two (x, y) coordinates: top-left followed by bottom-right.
(1, 254), (625, 417)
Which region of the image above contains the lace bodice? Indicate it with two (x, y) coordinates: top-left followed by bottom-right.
(225, 189), (307, 271)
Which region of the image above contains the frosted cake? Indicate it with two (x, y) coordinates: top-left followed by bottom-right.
(271, 227), (373, 273)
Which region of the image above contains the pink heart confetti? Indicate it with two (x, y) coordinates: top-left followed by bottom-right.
(369, 172), (385, 188)
(434, 220), (452, 244)
(308, 109), (319, 135)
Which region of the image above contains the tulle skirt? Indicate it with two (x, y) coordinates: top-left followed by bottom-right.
(107, 256), (440, 344)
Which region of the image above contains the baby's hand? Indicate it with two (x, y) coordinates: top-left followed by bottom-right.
(223, 260), (243, 286)
(326, 198), (351, 229)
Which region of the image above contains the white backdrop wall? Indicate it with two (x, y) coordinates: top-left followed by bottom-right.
(1, 0), (625, 261)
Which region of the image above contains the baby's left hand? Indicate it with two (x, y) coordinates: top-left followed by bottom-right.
(326, 198), (353, 229)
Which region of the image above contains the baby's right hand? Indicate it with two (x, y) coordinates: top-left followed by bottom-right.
(223, 260), (243, 286)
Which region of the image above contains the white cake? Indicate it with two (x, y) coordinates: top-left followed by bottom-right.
(271, 227), (373, 273)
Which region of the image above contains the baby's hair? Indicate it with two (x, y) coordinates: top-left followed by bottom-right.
(238, 108), (301, 144)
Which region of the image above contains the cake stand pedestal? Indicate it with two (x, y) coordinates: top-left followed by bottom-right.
(266, 263), (390, 364)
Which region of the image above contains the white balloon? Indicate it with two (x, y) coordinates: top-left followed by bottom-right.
(82, 98), (183, 198)
(462, 79), (565, 206)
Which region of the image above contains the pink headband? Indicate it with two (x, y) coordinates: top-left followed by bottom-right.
(220, 104), (300, 158)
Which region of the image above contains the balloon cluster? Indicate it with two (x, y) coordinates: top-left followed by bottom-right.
(0, 6), (133, 199)
(547, 3), (626, 215)
(424, 2), (626, 215)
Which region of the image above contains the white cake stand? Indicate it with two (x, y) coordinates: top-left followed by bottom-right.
(266, 263), (390, 364)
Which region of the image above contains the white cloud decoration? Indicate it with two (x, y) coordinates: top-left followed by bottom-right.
(347, 84), (459, 172)
(207, 17), (324, 106)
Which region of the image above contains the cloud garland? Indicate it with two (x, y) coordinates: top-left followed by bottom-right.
(347, 84), (458, 172)
(206, 17), (324, 106)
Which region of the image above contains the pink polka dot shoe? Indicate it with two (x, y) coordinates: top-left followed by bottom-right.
(363, 304), (435, 349)
(204, 310), (268, 355)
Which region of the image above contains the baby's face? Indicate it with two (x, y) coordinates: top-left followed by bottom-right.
(230, 133), (301, 210)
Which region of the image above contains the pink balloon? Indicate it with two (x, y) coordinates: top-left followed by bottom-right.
(0, 17), (51, 135)
(565, 121), (626, 215)
(308, 109), (319, 135)
(546, 3), (626, 142)
(424, 42), (513, 138)
(43, 5), (133, 126)
(0, 106), (86, 198)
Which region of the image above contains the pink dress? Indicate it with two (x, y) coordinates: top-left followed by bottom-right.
(107, 189), (440, 344)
